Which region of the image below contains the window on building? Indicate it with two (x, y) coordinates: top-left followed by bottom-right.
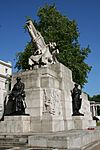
(5, 68), (8, 73)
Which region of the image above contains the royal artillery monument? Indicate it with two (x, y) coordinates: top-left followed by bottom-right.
(0, 20), (99, 149)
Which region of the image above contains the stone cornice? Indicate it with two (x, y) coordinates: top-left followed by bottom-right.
(0, 60), (12, 68)
(0, 74), (6, 79)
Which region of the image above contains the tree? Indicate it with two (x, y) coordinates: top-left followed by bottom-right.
(15, 42), (36, 70)
(15, 4), (91, 87)
(89, 95), (100, 102)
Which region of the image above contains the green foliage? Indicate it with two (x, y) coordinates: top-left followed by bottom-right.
(97, 121), (100, 126)
(15, 4), (91, 87)
(89, 95), (100, 102)
(15, 42), (36, 71)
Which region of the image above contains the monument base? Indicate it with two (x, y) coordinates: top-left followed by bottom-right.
(0, 116), (30, 133)
(72, 116), (96, 129)
(41, 113), (64, 132)
(28, 129), (100, 149)
(30, 113), (64, 132)
(64, 120), (75, 130)
(11, 63), (96, 132)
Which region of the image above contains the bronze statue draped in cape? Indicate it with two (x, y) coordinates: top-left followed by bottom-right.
(4, 77), (26, 115)
(71, 84), (84, 116)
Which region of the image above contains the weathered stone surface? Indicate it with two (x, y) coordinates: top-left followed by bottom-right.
(72, 116), (89, 129)
(28, 129), (100, 149)
(0, 116), (30, 133)
(81, 92), (93, 120)
(10, 63), (96, 132)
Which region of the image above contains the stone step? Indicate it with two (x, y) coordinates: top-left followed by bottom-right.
(0, 146), (56, 150)
(28, 130), (100, 149)
(5, 148), (56, 150)
(0, 135), (28, 148)
(0, 129), (100, 149)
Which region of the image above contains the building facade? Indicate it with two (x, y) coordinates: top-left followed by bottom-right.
(90, 101), (100, 117)
(0, 60), (12, 118)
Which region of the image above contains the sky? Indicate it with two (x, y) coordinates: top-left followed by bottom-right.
(0, 0), (100, 96)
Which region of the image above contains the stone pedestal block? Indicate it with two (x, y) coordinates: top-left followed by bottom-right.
(11, 63), (95, 132)
(30, 114), (64, 132)
(0, 116), (30, 133)
(64, 120), (75, 130)
(41, 113), (64, 132)
(28, 130), (100, 149)
(73, 116), (96, 129)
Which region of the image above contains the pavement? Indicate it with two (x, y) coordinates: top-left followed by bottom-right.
(84, 141), (100, 150)
(0, 143), (100, 150)
(90, 143), (100, 150)
(0, 147), (54, 150)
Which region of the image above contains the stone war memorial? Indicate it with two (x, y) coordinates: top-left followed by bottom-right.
(0, 19), (100, 150)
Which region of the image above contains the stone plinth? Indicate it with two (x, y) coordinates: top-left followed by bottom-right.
(11, 63), (95, 132)
(12, 63), (73, 132)
(41, 113), (64, 132)
(30, 115), (64, 133)
(73, 116), (96, 129)
(28, 130), (100, 149)
(0, 116), (30, 133)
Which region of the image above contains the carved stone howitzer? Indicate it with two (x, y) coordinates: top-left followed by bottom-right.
(26, 20), (59, 68)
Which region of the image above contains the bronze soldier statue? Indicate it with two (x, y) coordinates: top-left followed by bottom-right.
(5, 77), (26, 115)
(71, 84), (84, 116)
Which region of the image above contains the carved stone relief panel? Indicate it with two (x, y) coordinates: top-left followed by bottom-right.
(43, 89), (62, 116)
